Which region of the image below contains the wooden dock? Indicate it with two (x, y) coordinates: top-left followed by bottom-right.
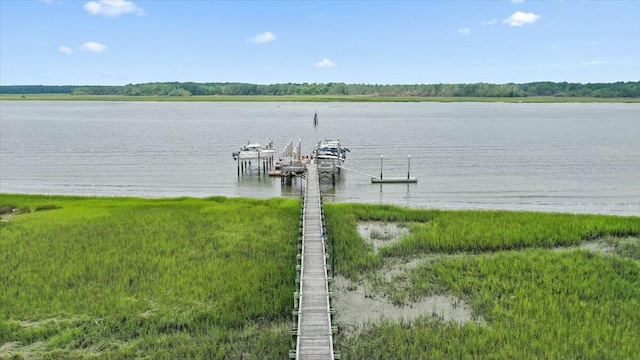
(293, 163), (336, 359)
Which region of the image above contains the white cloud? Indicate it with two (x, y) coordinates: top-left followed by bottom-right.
(503, 11), (540, 26)
(84, 0), (144, 17)
(58, 45), (73, 54)
(481, 19), (497, 26)
(250, 32), (276, 44)
(457, 28), (471, 35)
(314, 59), (335, 68)
(581, 60), (606, 66)
(80, 42), (107, 52)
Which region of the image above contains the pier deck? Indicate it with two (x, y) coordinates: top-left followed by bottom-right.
(296, 164), (335, 359)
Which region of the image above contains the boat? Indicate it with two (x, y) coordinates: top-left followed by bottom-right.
(232, 141), (277, 161)
(315, 139), (349, 162)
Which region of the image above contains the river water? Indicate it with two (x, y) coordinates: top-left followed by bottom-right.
(1, 101), (638, 215)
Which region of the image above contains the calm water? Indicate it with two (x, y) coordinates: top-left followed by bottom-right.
(1, 101), (639, 215)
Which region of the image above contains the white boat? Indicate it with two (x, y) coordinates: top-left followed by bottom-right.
(315, 139), (349, 162)
(232, 141), (277, 161)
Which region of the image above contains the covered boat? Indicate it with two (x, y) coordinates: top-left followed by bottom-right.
(315, 139), (349, 162)
(232, 141), (277, 161)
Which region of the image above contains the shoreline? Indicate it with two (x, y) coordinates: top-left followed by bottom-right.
(1, 94), (639, 103)
(1, 192), (638, 218)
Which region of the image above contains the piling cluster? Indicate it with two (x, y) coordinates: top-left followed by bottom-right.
(236, 154), (275, 176)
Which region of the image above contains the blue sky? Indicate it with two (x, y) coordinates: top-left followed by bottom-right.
(1, 0), (638, 85)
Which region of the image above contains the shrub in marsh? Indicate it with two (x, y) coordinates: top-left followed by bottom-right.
(15, 207), (31, 214)
(0, 204), (31, 218)
(0, 204), (16, 215)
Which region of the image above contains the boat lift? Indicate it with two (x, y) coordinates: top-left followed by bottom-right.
(280, 140), (307, 185)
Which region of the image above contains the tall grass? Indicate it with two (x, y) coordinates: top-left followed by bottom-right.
(2, 196), (638, 358)
(342, 250), (640, 359)
(324, 203), (640, 359)
(324, 203), (640, 279)
(0, 194), (300, 359)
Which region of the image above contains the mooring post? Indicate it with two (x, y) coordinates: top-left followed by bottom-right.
(407, 154), (411, 180)
(258, 151), (261, 176)
(380, 155), (384, 180)
(237, 155), (240, 177)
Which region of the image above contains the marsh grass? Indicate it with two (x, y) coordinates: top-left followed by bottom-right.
(324, 203), (640, 359)
(0, 194), (300, 359)
(604, 235), (640, 261)
(2, 195), (639, 359)
(324, 204), (640, 278)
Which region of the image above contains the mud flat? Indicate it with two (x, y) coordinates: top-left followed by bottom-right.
(356, 221), (410, 254)
(332, 221), (481, 331)
(333, 275), (479, 331)
(337, 220), (636, 332)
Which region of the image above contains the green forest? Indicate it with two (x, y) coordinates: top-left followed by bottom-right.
(1, 81), (639, 98)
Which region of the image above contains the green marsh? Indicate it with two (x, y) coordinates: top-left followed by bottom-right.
(1, 196), (639, 359)
(0, 194), (299, 359)
(324, 204), (640, 359)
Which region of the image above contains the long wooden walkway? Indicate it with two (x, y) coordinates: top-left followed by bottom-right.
(295, 164), (335, 359)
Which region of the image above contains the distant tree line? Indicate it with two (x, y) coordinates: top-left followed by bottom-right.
(1, 81), (639, 98)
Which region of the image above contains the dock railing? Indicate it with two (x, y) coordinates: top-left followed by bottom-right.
(291, 162), (338, 359)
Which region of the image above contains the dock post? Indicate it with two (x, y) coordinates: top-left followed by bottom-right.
(258, 151), (261, 176)
(380, 155), (383, 180)
(237, 155), (240, 177)
(407, 155), (411, 180)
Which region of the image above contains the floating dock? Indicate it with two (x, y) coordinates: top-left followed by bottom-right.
(371, 177), (418, 184)
(370, 154), (418, 184)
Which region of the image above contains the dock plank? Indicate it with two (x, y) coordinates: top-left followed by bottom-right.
(296, 164), (335, 360)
